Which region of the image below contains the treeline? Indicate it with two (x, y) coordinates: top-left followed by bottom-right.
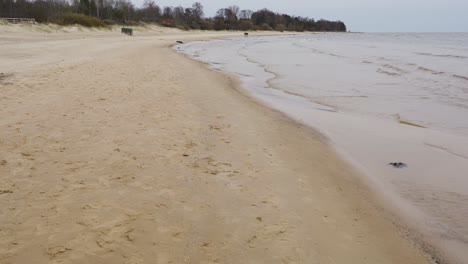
(0, 0), (347, 32)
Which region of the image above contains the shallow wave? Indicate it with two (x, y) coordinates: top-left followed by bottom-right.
(415, 52), (468, 59)
(377, 68), (401, 76)
(417, 66), (445, 75)
(292, 42), (346, 58)
(453, 74), (468, 81)
(382, 64), (408, 74)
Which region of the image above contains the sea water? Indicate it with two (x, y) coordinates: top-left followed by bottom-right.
(178, 33), (468, 263)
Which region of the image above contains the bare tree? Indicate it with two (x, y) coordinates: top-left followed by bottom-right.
(173, 6), (184, 19)
(162, 6), (173, 19)
(192, 2), (203, 20)
(141, 0), (161, 22)
(227, 5), (239, 20)
(239, 9), (253, 20)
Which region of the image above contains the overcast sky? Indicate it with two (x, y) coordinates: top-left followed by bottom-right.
(133, 0), (468, 32)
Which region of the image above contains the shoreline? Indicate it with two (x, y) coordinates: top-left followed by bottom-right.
(177, 34), (468, 264)
(175, 40), (443, 263)
(172, 42), (435, 263)
(1, 25), (432, 263)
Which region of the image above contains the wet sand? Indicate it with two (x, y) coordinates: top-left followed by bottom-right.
(0, 24), (431, 263)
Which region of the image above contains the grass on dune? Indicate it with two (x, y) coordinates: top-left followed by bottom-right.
(49, 13), (105, 28)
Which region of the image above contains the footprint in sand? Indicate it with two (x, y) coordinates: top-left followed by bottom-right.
(46, 245), (72, 259)
(209, 125), (223, 131)
(182, 141), (198, 157)
(95, 216), (138, 250)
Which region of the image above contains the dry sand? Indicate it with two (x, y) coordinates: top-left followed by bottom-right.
(0, 24), (431, 263)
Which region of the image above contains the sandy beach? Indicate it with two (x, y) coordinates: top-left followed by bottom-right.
(0, 24), (431, 263)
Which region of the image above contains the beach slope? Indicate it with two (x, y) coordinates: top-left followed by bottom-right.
(0, 25), (430, 263)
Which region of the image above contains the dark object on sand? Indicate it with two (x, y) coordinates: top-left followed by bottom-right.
(389, 162), (407, 168)
(121, 28), (133, 36)
(244, 32), (249, 36)
(176, 40), (184, 44)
